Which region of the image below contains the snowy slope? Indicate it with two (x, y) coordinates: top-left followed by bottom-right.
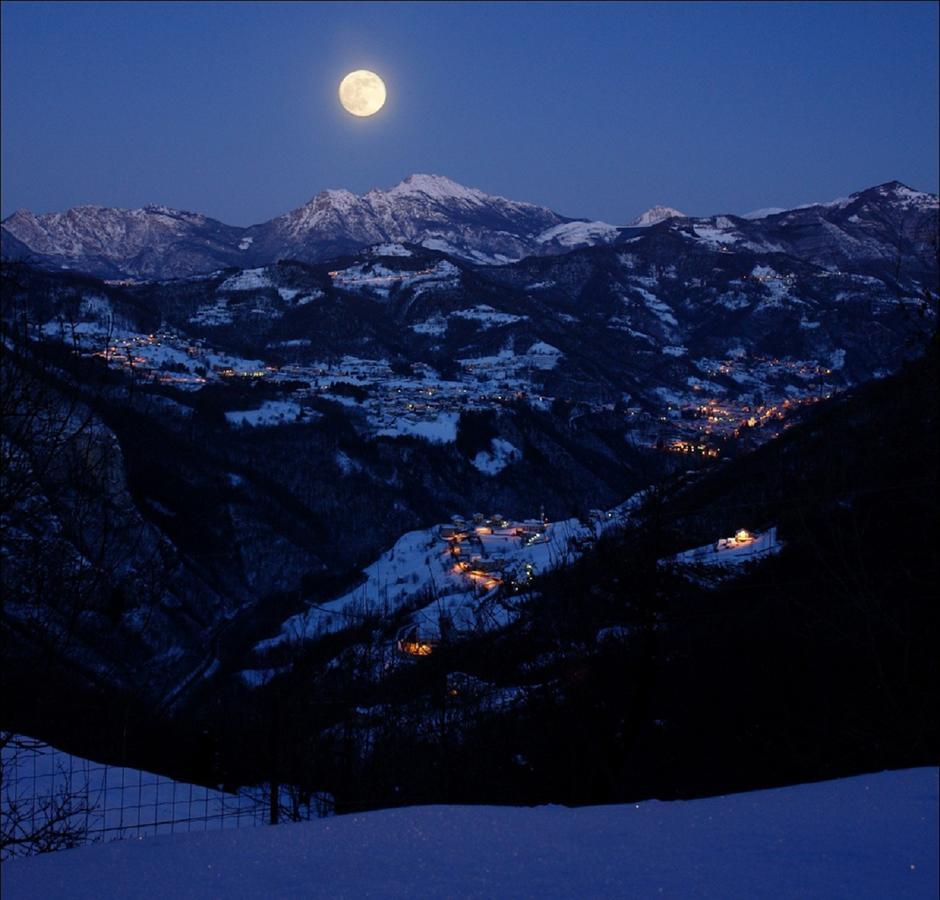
(3, 768), (936, 899)
(255, 514), (601, 650)
(1, 735), (269, 858)
(740, 206), (786, 220)
(629, 205), (687, 226)
(0, 205), (246, 279)
(536, 219), (620, 246)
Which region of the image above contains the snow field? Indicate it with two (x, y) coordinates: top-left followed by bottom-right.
(472, 437), (521, 474)
(4, 768), (936, 899)
(1, 736), (267, 860)
(225, 400), (308, 428)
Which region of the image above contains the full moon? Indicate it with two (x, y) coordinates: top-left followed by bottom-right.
(338, 70), (387, 117)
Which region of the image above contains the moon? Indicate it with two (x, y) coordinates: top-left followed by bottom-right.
(338, 70), (387, 117)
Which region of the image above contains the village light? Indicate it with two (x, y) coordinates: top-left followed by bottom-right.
(399, 640), (433, 657)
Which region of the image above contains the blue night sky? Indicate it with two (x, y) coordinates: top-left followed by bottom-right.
(2, 1), (937, 224)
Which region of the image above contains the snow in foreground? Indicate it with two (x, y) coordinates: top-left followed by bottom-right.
(3, 768), (937, 899)
(1, 735), (272, 854)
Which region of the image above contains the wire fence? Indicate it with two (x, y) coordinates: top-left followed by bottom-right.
(0, 734), (330, 861)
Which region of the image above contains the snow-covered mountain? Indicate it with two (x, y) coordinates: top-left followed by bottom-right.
(629, 205), (686, 226)
(4, 177), (936, 282)
(0, 204), (246, 280)
(250, 175), (580, 263)
(0, 175), (583, 278)
(648, 181), (938, 282)
(740, 206), (786, 220)
(244, 173), (571, 267)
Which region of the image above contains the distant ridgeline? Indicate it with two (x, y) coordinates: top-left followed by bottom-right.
(2, 176), (936, 280)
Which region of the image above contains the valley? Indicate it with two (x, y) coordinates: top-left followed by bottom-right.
(2, 173), (937, 836)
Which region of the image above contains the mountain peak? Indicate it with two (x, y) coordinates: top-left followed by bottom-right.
(384, 173), (490, 204)
(3, 208), (37, 224)
(869, 180), (913, 193)
(856, 181), (937, 206)
(629, 205), (686, 227)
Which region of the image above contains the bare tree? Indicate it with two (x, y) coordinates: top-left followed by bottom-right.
(0, 732), (98, 860)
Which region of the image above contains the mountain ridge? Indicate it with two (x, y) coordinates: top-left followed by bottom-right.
(3, 176), (936, 281)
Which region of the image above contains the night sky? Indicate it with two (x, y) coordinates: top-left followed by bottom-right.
(2, 1), (937, 224)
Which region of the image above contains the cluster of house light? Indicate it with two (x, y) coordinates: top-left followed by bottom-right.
(667, 440), (720, 458)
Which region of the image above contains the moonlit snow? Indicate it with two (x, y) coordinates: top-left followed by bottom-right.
(535, 220), (619, 246)
(3, 769), (936, 899)
(224, 400), (306, 428)
(472, 437), (521, 474)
